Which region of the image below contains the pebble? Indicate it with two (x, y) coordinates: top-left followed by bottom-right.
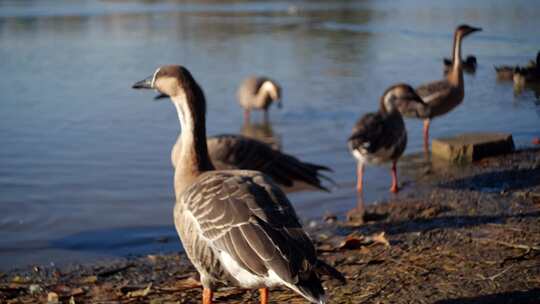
(29, 284), (43, 295)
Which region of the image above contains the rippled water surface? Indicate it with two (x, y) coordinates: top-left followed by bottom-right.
(1, 0), (539, 269)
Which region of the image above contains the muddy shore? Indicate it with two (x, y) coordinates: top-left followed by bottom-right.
(2, 148), (539, 303)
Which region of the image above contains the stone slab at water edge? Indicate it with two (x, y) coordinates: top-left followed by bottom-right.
(432, 132), (515, 163)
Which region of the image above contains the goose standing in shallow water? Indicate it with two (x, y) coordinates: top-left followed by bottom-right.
(132, 65), (343, 304)
(348, 84), (427, 194)
(237, 76), (282, 122)
(171, 134), (333, 192)
(406, 25), (481, 153)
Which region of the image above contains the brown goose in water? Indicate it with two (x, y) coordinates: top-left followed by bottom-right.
(132, 65), (343, 304)
(348, 84), (426, 193)
(513, 52), (540, 88)
(495, 51), (540, 82)
(171, 134), (333, 192)
(404, 25), (481, 153)
(237, 76), (282, 122)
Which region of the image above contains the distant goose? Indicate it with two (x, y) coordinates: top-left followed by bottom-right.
(495, 51), (540, 82)
(405, 25), (481, 153)
(494, 66), (515, 81)
(171, 134), (333, 192)
(348, 84), (427, 193)
(133, 65), (343, 304)
(237, 76), (282, 122)
(513, 52), (540, 87)
(443, 55), (477, 75)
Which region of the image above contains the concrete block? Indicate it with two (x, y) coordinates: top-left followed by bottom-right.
(432, 132), (514, 163)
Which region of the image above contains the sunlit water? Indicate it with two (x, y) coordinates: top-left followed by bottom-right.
(1, 0), (539, 270)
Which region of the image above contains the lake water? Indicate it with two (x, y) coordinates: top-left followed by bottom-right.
(1, 0), (539, 270)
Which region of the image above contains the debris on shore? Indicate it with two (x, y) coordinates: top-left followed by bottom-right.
(2, 148), (539, 303)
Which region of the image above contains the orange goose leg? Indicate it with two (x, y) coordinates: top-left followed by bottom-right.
(259, 288), (269, 304)
(356, 162), (364, 193)
(244, 109), (251, 123)
(423, 119), (431, 154)
(202, 288), (213, 304)
(390, 160), (399, 193)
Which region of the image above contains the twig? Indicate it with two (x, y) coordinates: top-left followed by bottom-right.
(97, 263), (134, 278)
(472, 238), (540, 251)
(476, 265), (513, 281)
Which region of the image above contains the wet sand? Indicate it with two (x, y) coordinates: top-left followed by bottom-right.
(1, 148), (539, 303)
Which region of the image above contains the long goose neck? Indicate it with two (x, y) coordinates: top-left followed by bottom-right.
(448, 31), (464, 87)
(171, 86), (214, 195)
(255, 81), (273, 108)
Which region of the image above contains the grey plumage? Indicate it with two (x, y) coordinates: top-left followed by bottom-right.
(133, 65), (342, 304)
(348, 84), (424, 193)
(172, 134), (333, 191)
(175, 170), (327, 302)
(237, 76), (282, 112)
(348, 111), (407, 164)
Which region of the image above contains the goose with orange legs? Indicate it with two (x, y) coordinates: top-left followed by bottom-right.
(348, 84), (427, 194)
(133, 65), (343, 304)
(404, 25), (481, 154)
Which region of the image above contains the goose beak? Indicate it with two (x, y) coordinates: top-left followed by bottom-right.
(470, 26), (482, 33)
(132, 75), (154, 89)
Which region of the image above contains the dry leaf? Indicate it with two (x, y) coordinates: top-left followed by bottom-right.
(365, 232), (390, 247)
(337, 232), (389, 250)
(126, 283), (152, 298)
(174, 277), (201, 290)
(80, 275), (97, 284)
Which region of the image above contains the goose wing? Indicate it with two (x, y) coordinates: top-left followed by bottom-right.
(348, 112), (406, 162)
(348, 112), (387, 154)
(208, 134), (332, 190)
(181, 170), (318, 284)
(416, 79), (452, 104)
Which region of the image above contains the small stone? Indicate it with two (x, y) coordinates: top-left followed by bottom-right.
(29, 284), (43, 295)
(47, 292), (59, 304)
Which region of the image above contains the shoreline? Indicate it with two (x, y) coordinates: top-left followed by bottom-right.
(1, 148), (539, 303)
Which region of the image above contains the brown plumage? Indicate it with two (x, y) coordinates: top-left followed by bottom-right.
(172, 134), (333, 191)
(132, 65), (343, 304)
(237, 76), (282, 122)
(403, 24), (481, 153)
(348, 84), (425, 194)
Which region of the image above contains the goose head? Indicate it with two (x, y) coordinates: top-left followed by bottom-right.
(456, 24), (482, 38)
(132, 65), (207, 126)
(381, 84), (429, 118)
(133, 65), (192, 97)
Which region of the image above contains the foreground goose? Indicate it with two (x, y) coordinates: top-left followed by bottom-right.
(237, 76), (282, 122)
(133, 65), (343, 304)
(348, 84), (427, 193)
(443, 55), (477, 75)
(171, 134), (333, 191)
(407, 25), (481, 153)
